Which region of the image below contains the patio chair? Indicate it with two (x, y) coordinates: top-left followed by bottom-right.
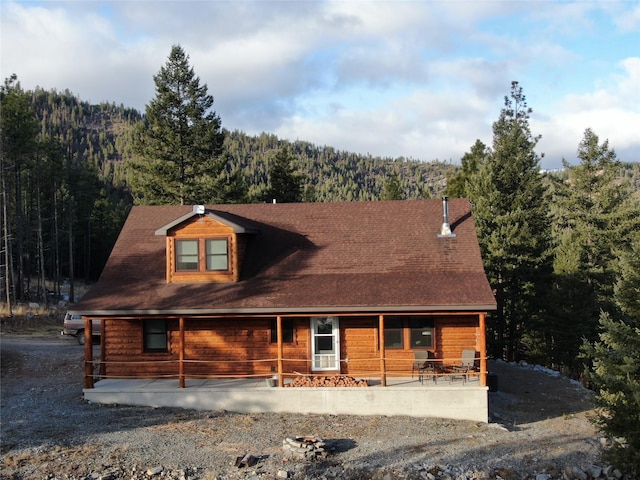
(418, 350), (439, 384)
(451, 349), (477, 383)
(411, 350), (428, 378)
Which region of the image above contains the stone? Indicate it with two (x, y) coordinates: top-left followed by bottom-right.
(599, 437), (612, 447)
(586, 465), (602, 478)
(146, 466), (163, 476)
(277, 470), (289, 479)
(535, 474), (551, 480)
(569, 466), (588, 480)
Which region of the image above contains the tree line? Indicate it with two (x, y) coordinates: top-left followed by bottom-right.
(2, 45), (639, 470)
(446, 81), (639, 471)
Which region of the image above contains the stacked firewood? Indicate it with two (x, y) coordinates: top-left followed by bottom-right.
(285, 375), (368, 387)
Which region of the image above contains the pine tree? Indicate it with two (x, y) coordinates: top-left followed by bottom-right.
(467, 81), (552, 361)
(446, 139), (488, 198)
(583, 232), (640, 474)
(128, 45), (241, 205)
(549, 129), (639, 370)
(381, 172), (404, 200)
(263, 147), (303, 203)
(1, 75), (39, 304)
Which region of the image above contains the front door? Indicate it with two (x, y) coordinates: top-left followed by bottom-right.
(311, 316), (340, 371)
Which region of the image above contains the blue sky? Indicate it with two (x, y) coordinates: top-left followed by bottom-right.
(1, 0), (638, 170)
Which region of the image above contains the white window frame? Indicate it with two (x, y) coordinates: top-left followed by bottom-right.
(311, 316), (340, 371)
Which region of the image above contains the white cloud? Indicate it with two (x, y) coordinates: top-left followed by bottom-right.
(534, 57), (640, 166)
(1, 1), (638, 170)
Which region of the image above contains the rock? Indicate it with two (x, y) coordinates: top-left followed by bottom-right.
(586, 465), (602, 478)
(146, 466), (163, 476)
(535, 474), (551, 480)
(488, 422), (510, 432)
(277, 470), (290, 479)
(599, 437), (612, 447)
(564, 466), (588, 480)
(235, 454), (258, 467)
(325, 466), (343, 477)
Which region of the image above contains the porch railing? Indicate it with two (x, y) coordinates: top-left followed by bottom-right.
(84, 354), (487, 388)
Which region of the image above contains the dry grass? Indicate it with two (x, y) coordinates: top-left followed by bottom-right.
(0, 304), (66, 335)
(1, 280), (91, 335)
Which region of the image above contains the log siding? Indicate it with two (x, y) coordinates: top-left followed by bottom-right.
(97, 314), (483, 382)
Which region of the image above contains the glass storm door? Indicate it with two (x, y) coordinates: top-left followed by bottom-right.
(311, 316), (340, 371)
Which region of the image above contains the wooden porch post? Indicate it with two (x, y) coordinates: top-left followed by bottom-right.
(379, 315), (386, 387)
(99, 319), (106, 378)
(83, 316), (94, 389)
(179, 317), (185, 388)
(479, 312), (487, 387)
(276, 316), (284, 387)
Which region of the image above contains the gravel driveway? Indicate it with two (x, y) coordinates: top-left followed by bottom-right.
(0, 334), (619, 479)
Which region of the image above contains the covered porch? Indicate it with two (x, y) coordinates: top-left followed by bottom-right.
(83, 375), (489, 422)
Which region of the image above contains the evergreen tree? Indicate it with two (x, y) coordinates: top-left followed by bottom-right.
(264, 147), (303, 203)
(446, 139), (488, 198)
(1, 75), (39, 305)
(467, 81), (552, 361)
(548, 129), (639, 370)
(583, 232), (640, 474)
(381, 172), (404, 200)
(129, 45), (238, 205)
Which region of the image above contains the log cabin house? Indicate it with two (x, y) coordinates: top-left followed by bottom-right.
(72, 198), (496, 421)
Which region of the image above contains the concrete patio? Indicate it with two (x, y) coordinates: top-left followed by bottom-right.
(83, 375), (488, 422)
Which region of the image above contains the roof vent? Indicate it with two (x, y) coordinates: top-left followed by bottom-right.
(438, 196), (456, 238)
(193, 205), (205, 215)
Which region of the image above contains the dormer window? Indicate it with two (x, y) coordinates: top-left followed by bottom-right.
(175, 238), (230, 273)
(156, 207), (258, 284)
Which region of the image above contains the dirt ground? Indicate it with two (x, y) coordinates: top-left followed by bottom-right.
(0, 316), (609, 480)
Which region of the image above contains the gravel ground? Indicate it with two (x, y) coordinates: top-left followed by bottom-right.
(0, 333), (627, 480)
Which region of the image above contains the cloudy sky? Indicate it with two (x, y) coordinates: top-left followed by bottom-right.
(2, 1), (639, 170)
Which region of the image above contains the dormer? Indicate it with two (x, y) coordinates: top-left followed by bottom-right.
(155, 206), (258, 283)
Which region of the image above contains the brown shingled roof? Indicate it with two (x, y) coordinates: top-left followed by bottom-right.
(73, 199), (496, 316)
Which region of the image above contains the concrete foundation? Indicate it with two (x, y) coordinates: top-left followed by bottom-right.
(84, 378), (488, 422)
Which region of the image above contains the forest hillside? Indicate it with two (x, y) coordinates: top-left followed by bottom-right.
(2, 86), (640, 301)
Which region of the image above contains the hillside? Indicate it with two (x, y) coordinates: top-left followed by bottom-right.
(4, 86), (639, 301)
(29, 89), (455, 205)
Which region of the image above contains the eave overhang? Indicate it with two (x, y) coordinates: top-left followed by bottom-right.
(69, 303), (497, 318)
(154, 209), (259, 236)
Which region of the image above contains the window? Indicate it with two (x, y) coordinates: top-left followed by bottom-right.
(206, 239), (228, 271)
(270, 318), (294, 343)
(409, 317), (434, 348)
(176, 239), (198, 271)
(384, 316), (434, 349)
(174, 238), (229, 272)
(144, 319), (168, 352)
(384, 317), (404, 349)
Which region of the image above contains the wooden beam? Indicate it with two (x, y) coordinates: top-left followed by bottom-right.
(378, 315), (386, 387)
(179, 317), (185, 388)
(479, 312), (487, 387)
(99, 319), (106, 378)
(83, 316), (93, 389)
(277, 316), (284, 387)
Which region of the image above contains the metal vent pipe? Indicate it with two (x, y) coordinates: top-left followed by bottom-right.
(439, 196), (454, 237)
